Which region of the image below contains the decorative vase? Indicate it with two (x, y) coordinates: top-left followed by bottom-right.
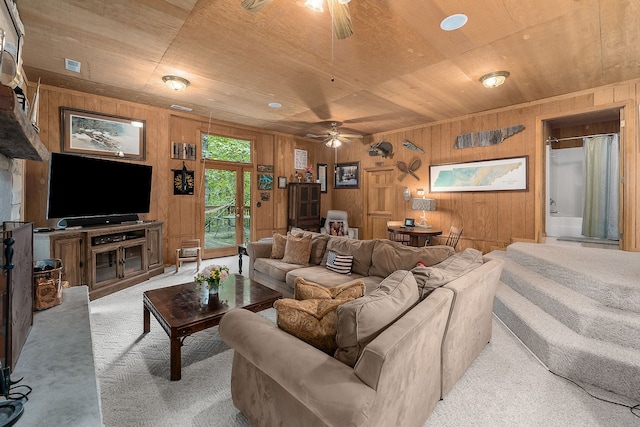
(208, 279), (220, 295)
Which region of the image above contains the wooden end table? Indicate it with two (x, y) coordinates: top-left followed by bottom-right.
(143, 274), (281, 380)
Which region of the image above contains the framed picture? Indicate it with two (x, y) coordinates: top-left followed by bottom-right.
(334, 162), (359, 189)
(430, 156), (528, 193)
(171, 142), (197, 160)
(317, 163), (328, 193)
(257, 173), (273, 190)
(277, 176), (287, 189)
(61, 108), (146, 160)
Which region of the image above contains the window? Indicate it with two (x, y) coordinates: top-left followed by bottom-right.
(201, 134), (251, 163)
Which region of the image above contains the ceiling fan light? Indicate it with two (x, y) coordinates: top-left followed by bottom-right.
(326, 138), (341, 148)
(162, 75), (190, 91)
(480, 71), (509, 88)
(304, 0), (323, 12)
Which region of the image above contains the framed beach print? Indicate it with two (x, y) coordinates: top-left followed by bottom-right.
(317, 163), (328, 193)
(429, 156), (528, 193)
(61, 108), (146, 160)
(334, 162), (359, 189)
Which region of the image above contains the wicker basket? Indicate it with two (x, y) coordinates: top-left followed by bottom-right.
(33, 259), (63, 311)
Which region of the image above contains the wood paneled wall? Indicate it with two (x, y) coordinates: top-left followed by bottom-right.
(23, 85), (335, 264)
(336, 80), (640, 253)
(24, 78), (640, 267)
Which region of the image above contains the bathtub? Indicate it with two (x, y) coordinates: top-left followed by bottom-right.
(546, 213), (583, 238)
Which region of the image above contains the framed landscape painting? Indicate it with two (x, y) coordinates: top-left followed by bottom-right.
(61, 108), (146, 160)
(430, 156), (528, 192)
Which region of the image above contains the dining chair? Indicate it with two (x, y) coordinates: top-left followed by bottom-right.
(444, 226), (463, 249)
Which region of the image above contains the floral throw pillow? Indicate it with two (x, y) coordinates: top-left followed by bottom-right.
(329, 220), (345, 236)
(274, 297), (354, 355)
(294, 277), (365, 301)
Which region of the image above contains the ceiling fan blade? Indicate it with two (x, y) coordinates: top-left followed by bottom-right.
(339, 133), (363, 138)
(328, 0), (353, 40)
(241, 0), (273, 12)
(339, 137), (357, 144)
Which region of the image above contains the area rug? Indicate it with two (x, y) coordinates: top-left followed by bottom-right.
(90, 258), (639, 426)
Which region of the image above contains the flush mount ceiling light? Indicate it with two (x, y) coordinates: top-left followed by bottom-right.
(440, 14), (468, 31)
(480, 71), (510, 88)
(162, 75), (190, 91)
(304, 0), (323, 12)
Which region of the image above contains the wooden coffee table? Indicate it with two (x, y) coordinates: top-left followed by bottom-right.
(143, 274), (281, 380)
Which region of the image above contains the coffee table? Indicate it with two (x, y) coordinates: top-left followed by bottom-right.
(143, 274), (281, 380)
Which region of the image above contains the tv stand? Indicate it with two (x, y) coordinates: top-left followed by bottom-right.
(56, 214), (140, 229)
(34, 221), (163, 299)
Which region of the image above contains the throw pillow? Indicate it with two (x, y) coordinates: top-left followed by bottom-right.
(329, 220), (345, 236)
(334, 270), (419, 367)
(274, 298), (353, 354)
(411, 248), (484, 299)
(326, 251), (354, 275)
(294, 277), (365, 301)
(281, 233), (312, 265)
(270, 232), (287, 259)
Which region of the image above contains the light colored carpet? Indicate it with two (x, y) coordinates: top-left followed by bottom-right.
(91, 256), (639, 426)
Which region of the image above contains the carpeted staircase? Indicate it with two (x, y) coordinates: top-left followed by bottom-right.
(486, 242), (640, 402)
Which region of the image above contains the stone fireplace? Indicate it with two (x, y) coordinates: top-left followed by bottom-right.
(0, 154), (23, 223)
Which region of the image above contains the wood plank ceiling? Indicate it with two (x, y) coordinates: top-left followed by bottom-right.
(16, 0), (640, 137)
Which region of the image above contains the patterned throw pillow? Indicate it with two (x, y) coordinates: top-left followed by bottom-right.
(274, 298), (353, 354)
(281, 233), (312, 265)
(326, 250), (353, 275)
(329, 220), (345, 236)
(294, 277), (365, 301)
(270, 232), (287, 259)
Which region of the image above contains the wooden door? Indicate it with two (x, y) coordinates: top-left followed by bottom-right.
(53, 234), (84, 286)
(364, 167), (395, 240)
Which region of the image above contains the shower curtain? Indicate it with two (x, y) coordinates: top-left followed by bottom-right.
(582, 134), (619, 239)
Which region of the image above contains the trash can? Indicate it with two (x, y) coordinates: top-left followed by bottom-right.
(33, 259), (63, 311)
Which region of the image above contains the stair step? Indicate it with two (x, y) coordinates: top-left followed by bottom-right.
(485, 251), (640, 351)
(506, 242), (640, 312)
(493, 282), (640, 401)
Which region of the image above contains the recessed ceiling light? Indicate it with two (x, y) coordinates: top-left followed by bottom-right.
(480, 71), (510, 88)
(268, 102), (282, 109)
(440, 14), (468, 31)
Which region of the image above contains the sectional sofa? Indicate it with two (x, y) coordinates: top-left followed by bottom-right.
(221, 230), (504, 426)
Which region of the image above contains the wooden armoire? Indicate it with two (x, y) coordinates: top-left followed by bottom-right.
(287, 183), (321, 232)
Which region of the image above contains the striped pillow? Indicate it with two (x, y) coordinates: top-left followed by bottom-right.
(326, 251), (353, 275)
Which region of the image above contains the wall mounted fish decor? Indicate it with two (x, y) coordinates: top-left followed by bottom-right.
(454, 125), (525, 149)
(367, 141), (394, 158)
(402, 139), (424, 154)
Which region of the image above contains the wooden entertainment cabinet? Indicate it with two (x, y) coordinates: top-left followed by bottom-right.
(34, 221), (163, 300)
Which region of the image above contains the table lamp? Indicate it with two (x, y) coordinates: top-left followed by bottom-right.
(411, 198), (436, 228)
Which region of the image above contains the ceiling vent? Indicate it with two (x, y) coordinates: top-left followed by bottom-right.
(170, 104), (193, 111)
(64, 58), (81, 73)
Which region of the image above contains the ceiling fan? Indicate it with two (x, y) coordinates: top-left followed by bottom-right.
(241, 0), (354, 40)
(305, 122), (363, 148)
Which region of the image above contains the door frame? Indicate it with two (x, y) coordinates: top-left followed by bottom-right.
(201, 160), (252, 259)
(535, 101), (630, 249)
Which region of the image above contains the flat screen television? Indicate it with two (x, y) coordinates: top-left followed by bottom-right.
(47, 153), (152, 223)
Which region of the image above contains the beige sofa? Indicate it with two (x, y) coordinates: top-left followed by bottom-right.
(246, 230), (455, 295)
(222, 234), (505, 426)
